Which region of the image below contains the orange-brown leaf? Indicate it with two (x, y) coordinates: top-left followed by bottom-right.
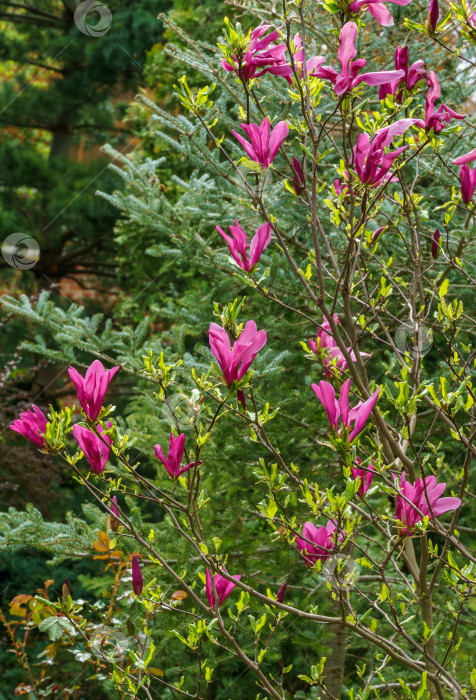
(147, 668), (165, 677)
(10, 594), (33, 607)
(9, 595), (33, 616)
(93, 539), (109, 552)
(98, 530), (110, 544)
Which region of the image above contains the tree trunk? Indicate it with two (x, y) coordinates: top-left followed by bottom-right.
(62, 0), (79, 13)
(318, 604), (347, 699)
(49, 125), (73, 160)
(420, 592), (440, 700)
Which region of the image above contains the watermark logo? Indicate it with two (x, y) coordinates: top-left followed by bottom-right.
(322, 554), (361, 591)
(395, 322), (432, 360)
(89, 625), (152, 664)
(74, 1), (112, 38)
(161, 392), (200, 432)
(2, 233), (40, 270)
(89, 625), (129, 663)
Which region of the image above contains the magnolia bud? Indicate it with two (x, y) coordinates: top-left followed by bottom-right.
(371, 226), (386, 244)
(431, 228), (441, 259)
(276, 582), (287, 603)
(237, 390), (246, 412)
(62, 578), (72, 606)
(107, 495), (121, 531)
(132, 555), (143, 595)
(292, 157), (304, 195)
(426, 0), (439, 33)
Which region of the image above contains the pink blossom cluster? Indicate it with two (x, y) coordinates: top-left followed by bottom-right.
(9, 313), (463, 596)
(9, 9), (469, 606)
(225, 21), (465, 204)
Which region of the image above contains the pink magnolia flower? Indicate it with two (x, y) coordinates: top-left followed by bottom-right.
(352, 119), (418, 188)
(312, 23), (404, 95)
(395, 474), (461, 535)
(312, 378), (380, 443)
(378, 46), (426, 102)
(154, 432), (200, 479)
(232, 117), (289, 168)
(216, 219), (271, 271)
(309, 314), (370, 377)
(354, 132), (406, 187)
(209, 320), (267, 386)
(221, 24), (290, 82)
(416, 71), (465, 134)
(351, 457), (375, 496)
(206, 568), (242, 608)
(295, 520), (341, 566)
(132, 555), (143, 595)
(68, 359), (119, 422)
(426, 0), (439, 33)
(73, 423), (112, 474)
(10, 405), (48, 448)
(469, 11), (476, 28)
(453, 149), (476, 204)
(349, 0), (412, 26)
(333, 119), (417, 195)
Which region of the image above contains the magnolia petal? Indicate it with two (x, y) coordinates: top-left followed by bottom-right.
(268, 120), (289, 165)
(453, 147), (476, 166)
(355, 69), (405, 87)
(367, 2), (394, 26)
(338, 22), (358, 78)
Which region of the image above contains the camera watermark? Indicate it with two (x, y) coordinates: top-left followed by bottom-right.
(2, 233), (40, 270)
(74, 1), (112, 38)
(89, 624), (151, 664)
(161, 391), (201, 432)
(395, 322), (432, 360)
(322, 553), (361, 591)
(89, 625), (129, 663)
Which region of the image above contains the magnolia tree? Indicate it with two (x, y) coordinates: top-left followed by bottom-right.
(4, 0), (476, 698)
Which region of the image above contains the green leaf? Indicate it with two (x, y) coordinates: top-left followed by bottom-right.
(439, 278), (449, 298)
(267, 500), (278, 519)
(417, 671), (429, 699)
(38, 616), (72, 641)
(379, 584), (390, 602)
